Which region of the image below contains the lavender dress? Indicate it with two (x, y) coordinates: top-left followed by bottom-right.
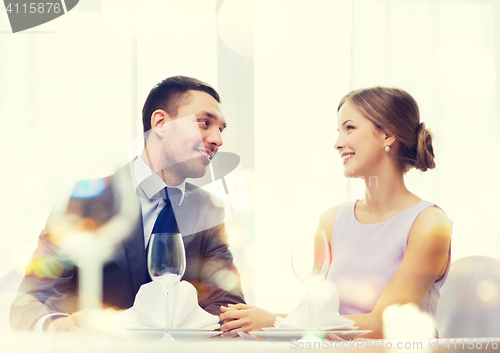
(326, 200), (450, 318)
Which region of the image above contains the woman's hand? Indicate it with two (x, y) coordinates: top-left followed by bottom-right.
(219, 304), (284, 333)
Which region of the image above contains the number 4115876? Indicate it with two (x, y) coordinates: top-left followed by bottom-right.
(5, 3), (62, 14)
(443, 339), (499, 350)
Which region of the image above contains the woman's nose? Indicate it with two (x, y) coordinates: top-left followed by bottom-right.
(334, 135), (344, 151)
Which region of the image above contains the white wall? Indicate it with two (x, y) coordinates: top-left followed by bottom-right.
(350, 0), (500, 261)
(253, 0), (352, 313)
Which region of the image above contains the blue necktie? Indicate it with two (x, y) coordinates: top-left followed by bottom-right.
(145, 188), (180, 282)
(151, 187), (179, 234)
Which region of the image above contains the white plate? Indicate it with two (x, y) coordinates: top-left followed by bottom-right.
(115, 329), (221, 341)
(262, 324), (358, 331)
(171, 330), (221, 340)
(248, 330), (371, 341)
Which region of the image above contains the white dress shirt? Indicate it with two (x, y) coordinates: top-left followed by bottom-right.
(132, 156), (185, 248)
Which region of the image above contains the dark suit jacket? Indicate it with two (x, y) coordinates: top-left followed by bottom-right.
(10, 164), (245, 330)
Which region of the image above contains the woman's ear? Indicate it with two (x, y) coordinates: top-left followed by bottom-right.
(384, 132), (396, 147)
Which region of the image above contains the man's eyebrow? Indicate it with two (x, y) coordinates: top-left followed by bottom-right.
(200, 111), (227, 128)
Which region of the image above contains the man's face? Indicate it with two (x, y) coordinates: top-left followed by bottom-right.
(157, 90), (226, 182)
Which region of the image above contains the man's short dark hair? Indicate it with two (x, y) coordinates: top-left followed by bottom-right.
(142, 76), (221, 133)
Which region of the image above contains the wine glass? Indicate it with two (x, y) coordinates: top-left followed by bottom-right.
(291, 229), (332, 329)
(48, 173), (140, 329)
(148, 232), (186, 341)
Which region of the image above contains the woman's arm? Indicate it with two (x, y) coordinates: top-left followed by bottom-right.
(345, 206), (451, 338)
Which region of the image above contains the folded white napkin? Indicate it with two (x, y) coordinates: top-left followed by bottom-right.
(275, 281), (355, 329)
(111, 280), (220, 331)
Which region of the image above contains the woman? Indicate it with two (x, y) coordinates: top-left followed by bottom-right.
(220, 87), (452, 339)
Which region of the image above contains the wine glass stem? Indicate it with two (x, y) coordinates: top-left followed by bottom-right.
(165, 289), (170, 335)
(78, 261), (103, 331)
(308, 285), (313, 328)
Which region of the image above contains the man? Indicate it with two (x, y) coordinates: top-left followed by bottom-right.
(10, 76), (245, 331)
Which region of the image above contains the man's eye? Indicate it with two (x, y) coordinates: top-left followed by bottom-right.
(198, 120), (209, 127)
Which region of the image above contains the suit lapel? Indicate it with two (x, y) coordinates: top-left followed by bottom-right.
(115, 163), (150, 295)
(123, 214), (149, 294)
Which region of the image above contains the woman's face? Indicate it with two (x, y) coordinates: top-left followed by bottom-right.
(334, 100), (387, 178)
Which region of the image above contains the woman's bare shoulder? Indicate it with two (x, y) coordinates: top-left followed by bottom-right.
(414, 206), (451, 232)
(409, 206), (452, 246)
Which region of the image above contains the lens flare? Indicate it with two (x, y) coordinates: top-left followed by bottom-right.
(28, 257), (64, 279)
(214, 269), (240, 291)
(71, 179), (107, 199)
(433, 39), (496, 114)
(477, 280), (499, 304)
(86, 308), (120, 332)
(210, 193), (226, 209)
(78, 218), (98, 232)
(383, 303), (435, 346)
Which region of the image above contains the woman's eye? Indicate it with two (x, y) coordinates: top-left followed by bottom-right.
(346, 125), (354, 131)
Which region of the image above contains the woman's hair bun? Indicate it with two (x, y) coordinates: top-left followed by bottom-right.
(415, 122), (436, 171)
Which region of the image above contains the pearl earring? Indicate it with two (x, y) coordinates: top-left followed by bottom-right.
(384, 146), (391, 152)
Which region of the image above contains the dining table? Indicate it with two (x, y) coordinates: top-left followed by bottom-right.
(2, 330), (498, 353)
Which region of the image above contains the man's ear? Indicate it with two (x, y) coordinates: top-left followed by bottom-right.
(150, 109), (171, 138)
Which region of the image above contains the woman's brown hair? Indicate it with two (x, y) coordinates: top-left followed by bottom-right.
(338, 87), (435, 172)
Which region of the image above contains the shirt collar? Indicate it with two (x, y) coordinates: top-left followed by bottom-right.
(133, 156), (186, 205)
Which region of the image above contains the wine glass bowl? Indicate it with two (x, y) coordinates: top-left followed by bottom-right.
(147, 232), (186, 341)
(148, 233), (186, 289)
(291, 229), (331, 285)
(291, 229), (332, 329)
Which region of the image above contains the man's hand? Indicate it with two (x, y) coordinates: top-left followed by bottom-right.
(47, 311), (86, 332)
(219, 304), (285, 334)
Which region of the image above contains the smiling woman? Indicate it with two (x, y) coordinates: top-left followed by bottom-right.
(325, 87), (450, 338)
(219, 87), (451, 339)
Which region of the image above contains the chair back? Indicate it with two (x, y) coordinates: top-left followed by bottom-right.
(435, 256), (500, 338)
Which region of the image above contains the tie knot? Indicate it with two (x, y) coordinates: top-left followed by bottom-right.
(163, 187), (181, 205)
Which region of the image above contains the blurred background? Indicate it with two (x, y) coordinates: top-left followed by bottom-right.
(1, 0), (499, 333)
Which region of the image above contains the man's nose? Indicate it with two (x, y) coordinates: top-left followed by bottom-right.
(206, 127), (223, 147)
